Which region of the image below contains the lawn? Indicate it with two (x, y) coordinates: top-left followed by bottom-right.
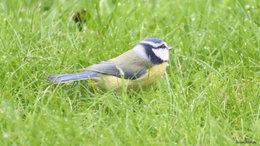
(0, 0), (259, 145)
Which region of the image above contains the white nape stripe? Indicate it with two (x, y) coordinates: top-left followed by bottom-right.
(152, 48), (169, 61)
(132, 45), (149, 60)
(140, 41), (162, 47)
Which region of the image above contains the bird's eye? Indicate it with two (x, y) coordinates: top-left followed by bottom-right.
(160, 44), (167, 48)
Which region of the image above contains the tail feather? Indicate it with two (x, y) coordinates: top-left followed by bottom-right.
(48, 71), (99, 84)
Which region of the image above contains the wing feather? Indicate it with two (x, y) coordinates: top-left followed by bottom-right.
(81, 51), (150, 80)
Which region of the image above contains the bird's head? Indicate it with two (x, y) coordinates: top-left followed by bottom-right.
(133, 38), (172, 64)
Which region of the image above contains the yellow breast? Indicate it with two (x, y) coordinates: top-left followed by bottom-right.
(92, 62), (168, 90)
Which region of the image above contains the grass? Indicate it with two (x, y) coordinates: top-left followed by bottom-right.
(0, 0), (259, 145)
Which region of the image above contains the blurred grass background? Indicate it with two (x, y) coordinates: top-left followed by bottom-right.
(0, 0), (259, 145)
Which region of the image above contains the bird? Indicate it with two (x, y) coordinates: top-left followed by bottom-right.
(48, 38), (172, 90)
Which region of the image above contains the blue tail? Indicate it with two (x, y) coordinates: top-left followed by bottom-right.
(48, 71), (99, 84)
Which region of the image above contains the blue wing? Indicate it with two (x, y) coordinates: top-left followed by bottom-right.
(81, 61), (147, 80)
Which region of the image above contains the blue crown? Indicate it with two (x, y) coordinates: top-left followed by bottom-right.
(144, 38), (163, 44)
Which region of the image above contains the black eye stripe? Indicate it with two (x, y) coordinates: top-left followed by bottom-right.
(159, 44), (167, 48)
(139, 43), (166, 49)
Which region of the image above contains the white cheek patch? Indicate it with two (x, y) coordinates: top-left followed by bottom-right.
(152, 49), (169, 61)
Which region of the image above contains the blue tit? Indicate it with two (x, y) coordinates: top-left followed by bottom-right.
(48, 38), (172, 90)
